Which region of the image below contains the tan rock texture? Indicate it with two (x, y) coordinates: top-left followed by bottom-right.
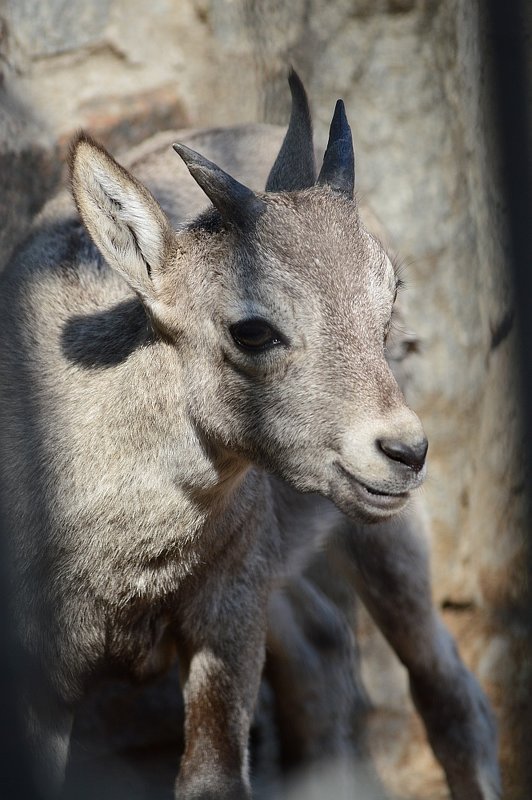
(1, 1), (529, 797)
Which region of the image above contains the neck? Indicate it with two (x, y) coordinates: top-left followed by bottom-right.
(127, 330), (261, 529)
(183, 437), (253, 515)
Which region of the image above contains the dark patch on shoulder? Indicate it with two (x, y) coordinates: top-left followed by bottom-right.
(61, 298), (154, 369)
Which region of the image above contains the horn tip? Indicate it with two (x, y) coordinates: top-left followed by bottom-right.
(173, 142), (204, 170)
(334, 98), (347, 117)
(331, 98), (351, 138)
(172, 142), (188, 158)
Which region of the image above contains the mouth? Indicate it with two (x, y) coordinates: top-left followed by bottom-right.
(334, 463), (410, 517)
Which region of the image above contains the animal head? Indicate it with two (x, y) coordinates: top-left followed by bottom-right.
(70, 70), (427, 522)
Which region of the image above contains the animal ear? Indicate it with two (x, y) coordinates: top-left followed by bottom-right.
(70, 134), (173, 303)
(173, 143), (265, 229)
(265, 68), (316, 192)
(316, 99), (355, 198)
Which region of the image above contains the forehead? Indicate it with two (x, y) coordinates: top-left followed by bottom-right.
(248, 190), (396, 306)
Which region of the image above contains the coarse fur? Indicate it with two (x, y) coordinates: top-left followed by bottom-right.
(0, 73), (499, 799)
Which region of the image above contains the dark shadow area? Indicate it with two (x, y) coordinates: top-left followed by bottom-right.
(0, 515), (43, 800)
(484, 1), (532, 795)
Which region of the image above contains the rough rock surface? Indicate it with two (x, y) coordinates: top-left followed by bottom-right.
(0, 1), (529, 797)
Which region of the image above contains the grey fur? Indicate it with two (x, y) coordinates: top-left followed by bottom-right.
(0, 75), (499, 800)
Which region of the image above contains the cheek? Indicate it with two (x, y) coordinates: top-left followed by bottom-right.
(258, 376), (337, 455)
(180, 345), (225, 416)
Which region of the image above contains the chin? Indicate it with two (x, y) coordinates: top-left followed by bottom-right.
(328, 465), (412, 524)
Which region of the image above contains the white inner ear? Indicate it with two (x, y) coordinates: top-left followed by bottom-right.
(74, 146), (169, 300)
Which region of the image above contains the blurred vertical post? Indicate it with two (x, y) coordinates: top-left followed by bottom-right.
(484, 1), (532, 795)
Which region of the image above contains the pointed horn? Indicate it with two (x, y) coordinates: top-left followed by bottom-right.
(173, 142), (265, 228)
(265, 67), (316, 192)
(316, 99), (355, 198)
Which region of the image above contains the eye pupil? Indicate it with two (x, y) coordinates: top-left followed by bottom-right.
(230, 319), (283, 351)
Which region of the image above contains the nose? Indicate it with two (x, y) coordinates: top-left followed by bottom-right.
(378, 436), (428, 473)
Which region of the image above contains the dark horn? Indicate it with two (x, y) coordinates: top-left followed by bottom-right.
(173, 142), (265, 228)
(316, 99), (355, 198)
(265, 67), (316, 192)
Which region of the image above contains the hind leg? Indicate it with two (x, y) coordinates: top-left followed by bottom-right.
(266, 576), (389, 799)
(336, 500), (500, 800)
(266, 576), (361, 766)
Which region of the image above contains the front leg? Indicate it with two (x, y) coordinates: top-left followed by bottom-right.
(175, 575), (269, 800)
(335, 499), (500, 800)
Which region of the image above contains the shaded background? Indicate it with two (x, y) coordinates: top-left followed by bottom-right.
(0, 1), (530, 798)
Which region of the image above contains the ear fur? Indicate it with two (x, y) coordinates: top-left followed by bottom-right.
(70, 133), (173, 302)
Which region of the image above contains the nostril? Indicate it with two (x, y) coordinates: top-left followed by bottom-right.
(378, 437), (428, 473)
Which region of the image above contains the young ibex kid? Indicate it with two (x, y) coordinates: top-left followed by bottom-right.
(0, 71), (499, 799)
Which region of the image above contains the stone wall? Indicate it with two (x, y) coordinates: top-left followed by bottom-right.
(1, 1), (529, 797)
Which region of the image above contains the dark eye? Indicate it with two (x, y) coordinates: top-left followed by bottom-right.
(229, 318), (285, 352)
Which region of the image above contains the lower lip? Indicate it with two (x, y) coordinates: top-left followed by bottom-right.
(336, 464), (409, 512)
